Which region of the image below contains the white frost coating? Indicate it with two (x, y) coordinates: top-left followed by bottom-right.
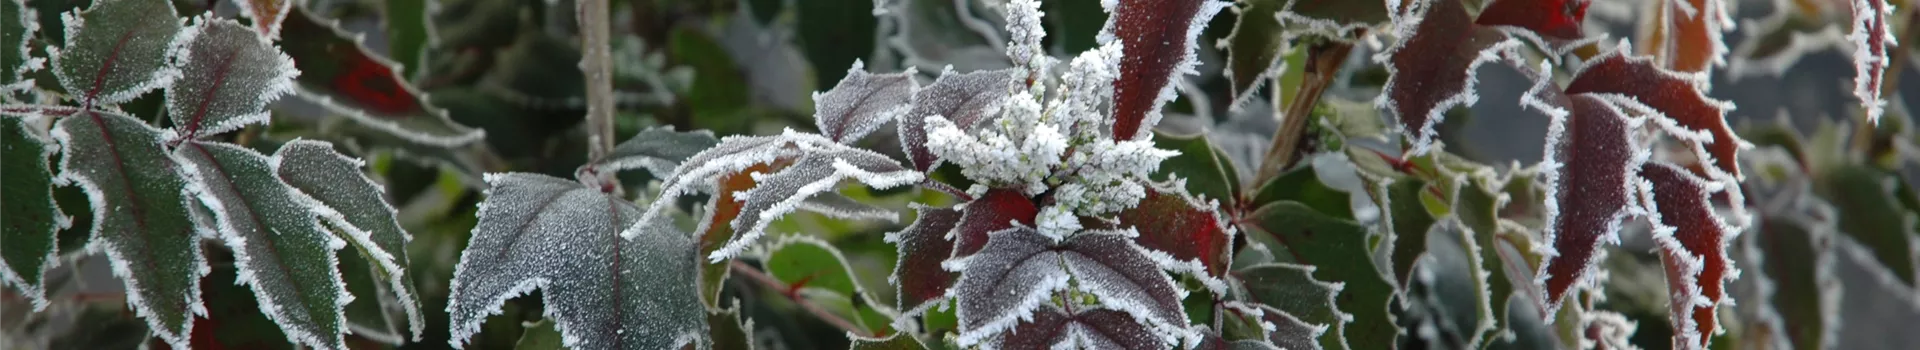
(812, 60), (918, 143)
(1093, 0), (1230, 141)
(0, 112), (67, 311)
(1003, 0), (1047, 78)
(1529, 61), (1654, 316)
(1635, 162), (1742, 349)
(1373, 9), (1525, 156)
(1579, 310), (1641, 350)
(1058, 230), (1196, 347)
(275, 139), (426, 340)
(797, 192), (899, 222)
(1848, 0), (1899, 124)
(164, 16), (301, 139)
(3, 0), (44, 97)
(708, 146), (922, 261)
(955, 272), (1072, 347)
(631, 132), (809, 240)
(49, 0), (186, 106)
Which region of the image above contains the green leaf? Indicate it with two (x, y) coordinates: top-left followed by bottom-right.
(3, 0), (40, 99)
(1153, 130), (1243, 207)
(1754, 216), (1834, 350)
(51, 110), (207, 349)
(447, 173), (708, 350)
(1816, 165), (1916, 286)
(1222, 0), (1290, 106)
(514, 319), (564, 350)
(337, 249), (407, 344)
(796, 0), (876, 87)
(1252, 165), (1352, 218)
(1402, 219), (1495, 348)
(174, 140), (349, 350)
(763, 236), (896, 335)
(1, 112), (64, 307)
(380, 0), (433, 80)
(1386, 178), (1435, 288)
(278, 6), (482, 146)
(1242, 201), (1394, 350)
(274, 140), (423, 341)
(708, 303), (756, 350)
(850, 333), (927, 350)
(1276, 0), (1391, 38)
(165, 17), (298, 138)
(1233, 263), (1344, 350)
(592, 127), (721, 176)
(51, 0), (183, 105)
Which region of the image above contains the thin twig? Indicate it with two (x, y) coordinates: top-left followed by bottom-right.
(1252, 41), (1354, 188)
(729, 260), (870, 337)
(578, 0), (618, 163)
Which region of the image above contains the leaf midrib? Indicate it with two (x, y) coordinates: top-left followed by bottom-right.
(190, 143), (323, 327)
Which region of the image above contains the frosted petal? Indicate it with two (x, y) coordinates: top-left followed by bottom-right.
(50, 111), (207, 349)
(275, 139), (424, 340)
(1058, 231), (1192, 343)
(1102, 0), (1231, 140)
(0, 112), (65, 309)
(447, 173), (708, 350)
(2, 0), (42, 99)
(165, 17), (299, 138)
(1110, 181), (1234, 284)
(814, 60), (917, 143)
(1234, 263), (1343, 349)
(174, 140), (350, 350)
(50, 0), (183, 106)
(951, 188), (1038, 260)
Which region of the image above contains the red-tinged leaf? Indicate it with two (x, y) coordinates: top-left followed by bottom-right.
(277, 6), (481, 146)
(1848, 0), (1896, 123)
(165, 17), (298, 138)
(885, 205), (963, 316)
(695, 162), (784, 308)
(50, 0), (183, 106)
(233, 0), (291, 38)
(1638, 0), (1731, 73)
(1639, 162), (1735, 350)
(900, 68), (1019, 172)
(1103, 0), (1230, 140)
(1475, 0), (1591, 40)
(1535, 94), (1645, 314)
(1114, 181), (1233, 280)
(1564, 47), (1742, 180)
(951, 188), (1038, 259)
(986, 305), (1165, 350)
(1377, 0), (1519, 154)
(814, 61), (917, 143)
(952, 228), (1187, 346)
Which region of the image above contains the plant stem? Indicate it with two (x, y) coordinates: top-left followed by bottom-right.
(729, 260), (870, 337)
(1253, 41), (1353, 187)
(578, 0), (618, 163)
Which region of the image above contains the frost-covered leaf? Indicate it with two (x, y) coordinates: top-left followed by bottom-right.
(1534, 92), (1645, 315)
(1727, 8), (1848, 78)
(174, 140), (349, 350)
(447, 173), (707, 350)
(1752, 215), (1837, 350)
(1475, 0), (1591, 40)
(887, 205), (962, 316)
(274, 140), (423, 341)
(1103, 0), (1230, 140)
(1251, 163), (1352, 218)
(1638, 162), (1735, 349)
(591, 127), (719, 176)
(1376, 0), (1519, 154)
(1112, 180), (1234, 283)
(714, 147), (921, 260)
(1579, 310), (1639, 350)
(1152, 131), (1242, 208)
(1232, 263), (1341, 350)
(1815, 165), (1916, 286)
(952, 228), (1188, 346)
(900, 67), (1018, 172)
(1219, 302), (1323, 350)
(1386, 178), (1437, 289)
(50, 111), (207, 349)
(763, 236), (895, 335)
(797, 192), (896, 221)
(1565, 46), (1742, 180)
(1403, 219), (1496, 348)
(1, 112), (64, 308)
(165, 18), (298, 138)
(233, 0), (291, 38)
(2, 0), (41, 98)
(1636, 0), (1731, 73)
(338, 247), (406, 344)
(985, 304), (1165, 350)
(1242, 201), (1395, 350)
(1848, 0), (1895, 123)
(694, 162), (778, 309)
(1276, 0), (1391, 39)
(279, 6), (482, 146)
(50, 0), (183, 106)
(814, 61), (917, 143)
(706, 303), (754, 350)
(952, 188), (1039, 260)
(1221, 0), (1288, 107)
(850, 333), (927, 350)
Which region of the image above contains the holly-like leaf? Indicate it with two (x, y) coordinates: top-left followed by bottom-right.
(1242, 201), (1395, 350)
(278, 6), (482, 146)
(711, 146), (921, 260)
(165, 17), (298, 138)
(762, 236), (896, 335)
(1220, 302), (1324, 350)
(1815, 165), (1916, 286)
(900, 67), (1019, 172)
(1564, 46), (1743, 180)
(1638, 162), (1736, 349)
(1221, 0), (1288, 107)
(952, 188), (1039, 260)
(851, 333), (928, 350)
(1403, 219), (1496, 348)
(1387, 178), (1437, 289)
(1376, 0), (1520, 154)
(1533, 91), (1646, 314)
(274, 140), (423, 341)
(233, 0), (291, 38)
(591, 127), (720, 176)
(1114, 180), (1234, 285)
(0, 112), (65, 308)
(1232, 263), (1342, 350)
(887, 205), (963, 317)
(952, 228), (1188, 346)
(1276, 0), (1391, 39)
(338, 247), (406, 344)
(986, 305), (1165, 350)
(1103, 0), (1230, 140)
(1847, 0), (1895, 123)
(1152, 131), (1242, 208)
(2, 0), (41, 98)
(50, 0), (183, 106)
(706, 302), (755, 350)
(1475, 0), (1591, 40)
(815, 60), (917, 143)
(174, 140), (350, 350)
(1751, 215), (1837, 350)
(50, 111), (207, 349)
(447, 173), (707, 350)
(1636, 0), (1731, 73)
(694, 162), (778, 309)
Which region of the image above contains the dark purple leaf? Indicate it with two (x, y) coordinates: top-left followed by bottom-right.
(952, 228), (1186, 346)
(1639, 162), (1735, 350)
(885, 205), (962, 316)
(1565, 47), (1742, 180)
(952, 188), (1038, 259)
(986, 305), (1165, 350)
(1849, 0), (1896, 123)
(1377, 0), (1520, 154)
(1104, 0), (1230, 140)
(900, 68), (1019, 172)
(1474, 0), (1590, 40)
(814, 61), (917, 143)
(1534, 93), (1644, 314)
(1113, 180), (1233, 280)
